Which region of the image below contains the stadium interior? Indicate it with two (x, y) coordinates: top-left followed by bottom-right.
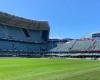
(0, 12), (100, 58)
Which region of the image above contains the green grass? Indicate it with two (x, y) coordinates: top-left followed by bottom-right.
(0, 58), (100, 80)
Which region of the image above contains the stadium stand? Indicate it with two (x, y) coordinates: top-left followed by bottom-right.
(71, 40), (93, 51)
(1, 12), (100, 58)
(0, 12), (49, 57)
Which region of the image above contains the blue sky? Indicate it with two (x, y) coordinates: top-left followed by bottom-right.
(0, 0), (100, 39)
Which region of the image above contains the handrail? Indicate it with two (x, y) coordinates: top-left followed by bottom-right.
(87, 39), (96, 51)
(68, 40), (78, 51)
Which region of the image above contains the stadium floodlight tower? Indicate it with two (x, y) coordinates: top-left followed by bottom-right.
(0, 12), (50, 57)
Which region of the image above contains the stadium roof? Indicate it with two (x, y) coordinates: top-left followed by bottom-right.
(0, 12), (49, 30)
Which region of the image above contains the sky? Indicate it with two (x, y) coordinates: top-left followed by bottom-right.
(0, 0), (100, 39)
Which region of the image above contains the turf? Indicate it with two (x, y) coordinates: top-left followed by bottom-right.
(0, 58), (100, 80)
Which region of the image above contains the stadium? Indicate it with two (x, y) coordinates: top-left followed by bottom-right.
(0, 12), (100, 58)
(0, 12), (100, 80)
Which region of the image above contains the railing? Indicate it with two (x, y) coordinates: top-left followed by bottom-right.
(0, 49), (100, 57)
(0, 38), (47, 44)
(87, 39), (96, 51)
(68, 40), (78, 51)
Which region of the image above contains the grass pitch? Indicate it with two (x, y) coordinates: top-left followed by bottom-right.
(0, 58), (100, 80)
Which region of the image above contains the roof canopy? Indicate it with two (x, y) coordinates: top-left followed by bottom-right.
(0, 12), (49, 30)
